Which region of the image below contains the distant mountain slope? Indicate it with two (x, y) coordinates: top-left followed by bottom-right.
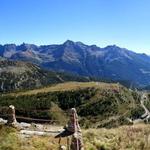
(0, 60), (90, 92)
(1, 41), (150, 86)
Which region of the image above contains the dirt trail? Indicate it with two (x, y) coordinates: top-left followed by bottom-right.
(0, 118), (63, 137)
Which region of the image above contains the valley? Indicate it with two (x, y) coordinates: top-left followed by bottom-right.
(0, 67), (150, 150)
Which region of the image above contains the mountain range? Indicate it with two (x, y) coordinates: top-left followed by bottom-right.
(0, 40), (150, 87)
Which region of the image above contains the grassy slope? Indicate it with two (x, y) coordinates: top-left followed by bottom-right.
(0, 124), (150, 150)
(7, 82), (119, 96)
(0, 82), (143, 128)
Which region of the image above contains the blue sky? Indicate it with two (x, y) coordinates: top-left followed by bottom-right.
(0, 0), (150, 54)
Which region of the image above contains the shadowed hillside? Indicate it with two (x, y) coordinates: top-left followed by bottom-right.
(0, 60), (91, 93)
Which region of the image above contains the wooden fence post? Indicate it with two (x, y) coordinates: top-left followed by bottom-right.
(7, 105), (17, 127)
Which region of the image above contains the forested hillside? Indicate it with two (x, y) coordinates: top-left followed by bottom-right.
(0, 60), (90, 93)
(0, 82), (145, 128)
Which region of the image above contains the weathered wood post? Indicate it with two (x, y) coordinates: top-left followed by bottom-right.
(7, 105), (17, 127)
(69, 108), (84, 150)
(55, 108), (84, 150)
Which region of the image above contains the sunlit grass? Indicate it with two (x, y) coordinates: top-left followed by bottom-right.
(0, 125), (21, 150)
(84, 124), (150, 150)
(0, 124), (150, 150)
(6, 82), (119, 96)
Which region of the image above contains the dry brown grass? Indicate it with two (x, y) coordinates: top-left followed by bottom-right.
(23, 124), (150, 150)
(19, 136), (67, 150)
(83, 124), (150, 150)
(6, 82), (119, 97)
(1, 124), (150, 150)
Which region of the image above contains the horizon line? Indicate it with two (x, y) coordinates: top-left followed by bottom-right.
(0, 40), (149, 55)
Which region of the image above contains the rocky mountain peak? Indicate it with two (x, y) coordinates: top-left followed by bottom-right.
(63, 40), (75, 47)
